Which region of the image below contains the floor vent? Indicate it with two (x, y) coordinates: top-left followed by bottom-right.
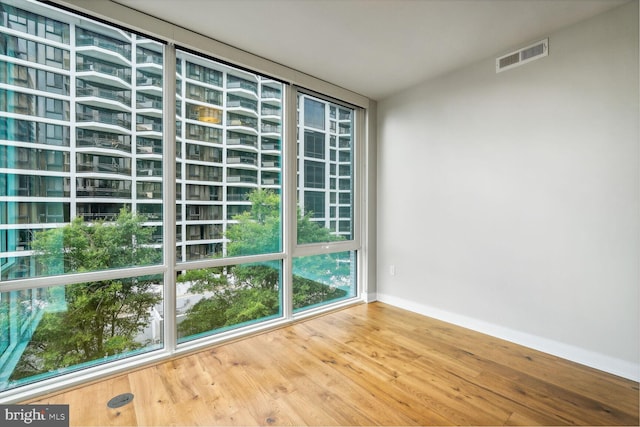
(107, 393), (134, 408)
(496, 38), (548, 73)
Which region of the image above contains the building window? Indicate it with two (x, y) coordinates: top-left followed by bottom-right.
(304, 130), (325, 159)
(304, 191), (325, 218)
(304, 160), (325, 189)
(303, 97), (325, 130)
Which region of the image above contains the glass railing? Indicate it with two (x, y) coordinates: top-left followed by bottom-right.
(227, 97), (257, 112)
(76, 187), (131, 198)
(77, 163), (132, 176)
(77, 136), (131, 153)
(77, 63), (131, 82)
(262, 177), (280, 185)
(77, 112), (131, 129)
(261, 107), (281, 116)
(137, 99), (162, 109)
(227, 134), (257, 148)
(136, 122), (162, 132)
(226, 174), (257, 183)
(227, 156), (257, 166)
(261, 123), (281, 133)
(261, 89), (281, 99)
(227, 79), (257, 95)
(227, 114), (257, 130)
(76, 33), (131, 59)
(77, 87), (131, 105)
(136, 54), (162, 66)
(136, 76), (162, 87)
(261, 160), (280, 168)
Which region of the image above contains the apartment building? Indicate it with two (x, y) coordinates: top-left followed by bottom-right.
(0, 0), (357, 395)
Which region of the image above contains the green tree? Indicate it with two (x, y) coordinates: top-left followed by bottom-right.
(225, 188), (281, 257)
(178, 189), (349, 339)
(11, 209), (162, 380)
(176, 266), (280, 338)
(226, 189), (349, 302)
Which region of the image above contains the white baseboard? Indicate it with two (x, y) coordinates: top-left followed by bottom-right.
(363, 291), (378, 303)
(376, 293), (639, 382)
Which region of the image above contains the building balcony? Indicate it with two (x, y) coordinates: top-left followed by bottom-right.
(227, 156), (257, 166)
(227, 174), (257, 184)
(187, 173), (221, 182)
(136, 122), (162, 132)
(77, 63), (131, 88)
(185, 152), (222, 163)
(136, 53), (163, 67)
(227, 114), (258, 131)
(76, 112), (131, 130)
(227, 78), (258, 96)
(77, 87), (131, 106)
(137, 99), (162, 110)
(77, 187), (131, 198)
(227, 135), (257, 148)
(261, 160), (280, 168)
(137, 167), (162, 177)
(137, 138), (163, 155)
(77, 163), (132, 176)
(136, 76), (163, 93)
(76, 31), (131, 63)
(261, 140), (281, 151)
(261, 123), (281, 134)
(262, 177), (280, 185)
(339, 137), (351, 149)
(187, 105), (222, 124)
(261, 106), (281, 117)
(79, 212), (119, 221)
(261, 88), (281, 100)
(137, 190), (162, 199)
(137, 99), (161, 109)
(227, 96), (258, 113)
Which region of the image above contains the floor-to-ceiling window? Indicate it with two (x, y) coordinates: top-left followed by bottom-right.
(294, 93), (357, 312)
(0, 0), (165, 392)
(0, 0), (366, 401)
(174, 49), (285, 343)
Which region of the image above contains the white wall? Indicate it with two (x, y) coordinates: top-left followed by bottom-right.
(376, 1), (639, 380)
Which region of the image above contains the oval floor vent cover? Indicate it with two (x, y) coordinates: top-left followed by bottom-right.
(107, 393), (134, 408)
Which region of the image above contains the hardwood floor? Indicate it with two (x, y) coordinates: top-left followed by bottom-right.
(27, 302), (639, 426)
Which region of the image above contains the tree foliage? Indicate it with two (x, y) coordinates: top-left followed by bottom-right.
(178, 189), (349, 339)
(11, 209), (162, 380)
(225, 189), (281, 257)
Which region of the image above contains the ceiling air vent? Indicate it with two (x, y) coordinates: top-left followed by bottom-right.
(496, 38), (548, 73)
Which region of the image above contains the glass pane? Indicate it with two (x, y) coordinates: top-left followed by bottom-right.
(0, 275), (163, 392)
(0, 2), (164, 281)
(297, 94), (354, 244)
(176, 50), (283, 262)
(293, 250), (356, 312)
(177, 261), (282, 343)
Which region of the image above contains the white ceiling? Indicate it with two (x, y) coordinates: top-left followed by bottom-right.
(113, 0), (629, 100)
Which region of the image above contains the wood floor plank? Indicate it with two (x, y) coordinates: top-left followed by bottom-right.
(286, 322), (451, 426)
(323, 313), (559, 425)
(33, 373), (138, 426)
(352, 302), (640, 419)
(25, 302), (639, 426)
(275, 323), (423, 426)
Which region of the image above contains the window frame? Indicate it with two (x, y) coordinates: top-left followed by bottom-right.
(286, 88), (364, 320)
